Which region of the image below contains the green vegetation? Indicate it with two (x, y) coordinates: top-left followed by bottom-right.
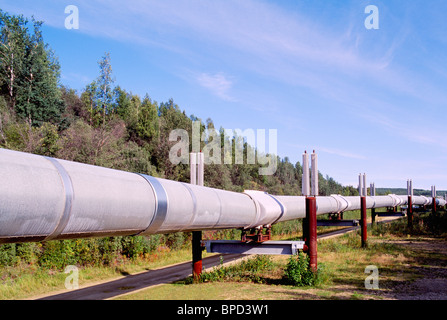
(198, 255), (276, 284)
(283, 252), (321, 286)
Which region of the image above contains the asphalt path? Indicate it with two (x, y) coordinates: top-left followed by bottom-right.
(36, 253), (244, 300)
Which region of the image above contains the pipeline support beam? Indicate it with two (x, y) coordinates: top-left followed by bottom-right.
(305, 197), (317, 272)
(432, 198), (437, 215)
(408, 196), (413, 230)
(360, 196), (367, 248)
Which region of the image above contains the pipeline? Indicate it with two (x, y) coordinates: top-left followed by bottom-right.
(0, 148), (445, 244)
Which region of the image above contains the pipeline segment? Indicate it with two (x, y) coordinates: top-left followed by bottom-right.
(0, 148), (445, 244)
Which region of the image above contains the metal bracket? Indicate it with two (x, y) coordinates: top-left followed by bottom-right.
(241, 225), (272, 243)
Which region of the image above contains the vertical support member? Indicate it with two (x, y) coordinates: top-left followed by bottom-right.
(303, 151), (318, 272)
(407, 179), (413, 230)
(306, 196), (317, 272)
(191, 152), (204, 281)
(302, 151), (310, 248)
(431, 185), (437, 215)
(370, 182), (376, 225)
(359, 173), (368, 248)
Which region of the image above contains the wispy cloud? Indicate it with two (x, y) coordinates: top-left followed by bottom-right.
(358, 107), (447, 150)
(8, 0), (444, 105)
(318, 147), (367, 160)
(61, 72), (91, 86)
(196, 72), (236, 102)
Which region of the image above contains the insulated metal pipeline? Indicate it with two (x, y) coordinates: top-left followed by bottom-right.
(0, 148), (445, 244)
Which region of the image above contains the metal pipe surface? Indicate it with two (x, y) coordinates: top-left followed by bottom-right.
(302, 152), (310, 197)
(311, 151), (318, 196)
(0, 148), (445, 244)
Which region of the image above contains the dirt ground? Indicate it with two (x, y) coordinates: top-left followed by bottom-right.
(371, 238), (447, 300)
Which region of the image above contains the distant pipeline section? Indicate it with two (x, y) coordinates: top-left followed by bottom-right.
(0, 148), (445, 244)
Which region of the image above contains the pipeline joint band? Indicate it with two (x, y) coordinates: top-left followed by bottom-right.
(44, 157), (74, 241)
(137, 174), (168, 234)
(267, 194), (285, 225)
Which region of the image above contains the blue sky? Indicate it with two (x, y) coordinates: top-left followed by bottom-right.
(1, 0), (447, 190)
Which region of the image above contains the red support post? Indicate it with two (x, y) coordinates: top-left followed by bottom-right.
(407, 196), (413, 230)
(360, 196), (367, 248)
(305, 197), (317, 272)
(432, 197), (437, 215)
(192, 230), (202, 281)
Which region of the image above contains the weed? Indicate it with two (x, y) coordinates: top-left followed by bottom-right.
(282, 251), (323, 287)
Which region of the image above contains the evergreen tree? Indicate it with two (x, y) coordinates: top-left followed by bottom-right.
(0, 10), (64, 126)
(95, 52), (115, 126)
(137, 94), (159, 142)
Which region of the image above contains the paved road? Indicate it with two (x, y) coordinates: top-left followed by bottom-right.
(37, 253), (244, 300)
(36, 216), (401, 300)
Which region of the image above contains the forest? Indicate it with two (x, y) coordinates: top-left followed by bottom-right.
(0, 10), (358, 268)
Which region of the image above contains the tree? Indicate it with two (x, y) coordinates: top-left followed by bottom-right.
(155, 99), (191, 179)
(137, 94), (159, 142)
(114, 85), (131, 120)
(95, 52), (115, 126)
(0, 10), (26, 110)
(81, 81), (100, 126)
(60, 86), (87, 126)
(0, 10), (64, 126)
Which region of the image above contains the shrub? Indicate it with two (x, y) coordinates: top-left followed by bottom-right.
(37, 240), (77, 270)
(0, 244), (18, 266)
(283, 252), (318, 287)
(121, 236), (152, 260)
(72, 238), (101, 266)
(16, 242), (40, 264)
(164, 232), (187, 251)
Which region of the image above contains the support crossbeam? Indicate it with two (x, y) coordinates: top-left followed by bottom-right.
(204, 240), (305, 255)
(317, 220), (359, 227)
